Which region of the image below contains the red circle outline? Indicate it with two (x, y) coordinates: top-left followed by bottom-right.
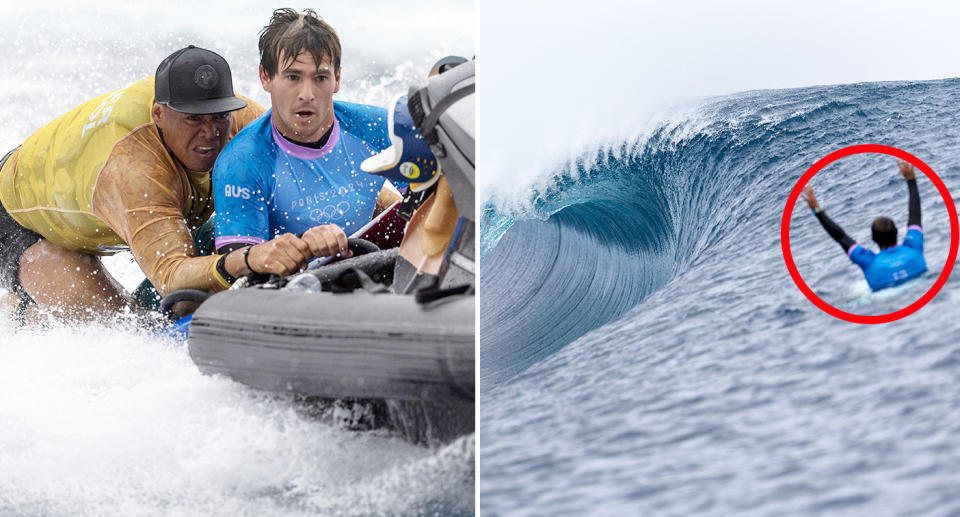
(781, 144), (958, 324)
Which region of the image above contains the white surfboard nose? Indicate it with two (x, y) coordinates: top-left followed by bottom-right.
(361, 92), (406, 174)
(361, 143), (402, 173)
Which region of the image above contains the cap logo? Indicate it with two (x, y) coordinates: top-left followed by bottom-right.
(194, 65), (218, 90)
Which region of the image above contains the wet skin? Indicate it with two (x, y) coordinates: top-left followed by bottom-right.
(151, 104), (234, 172)
(259, 50), (340, 144)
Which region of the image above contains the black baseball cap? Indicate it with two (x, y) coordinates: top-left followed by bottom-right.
(154, 45), (248, 114)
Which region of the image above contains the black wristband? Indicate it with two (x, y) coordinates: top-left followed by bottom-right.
(243, 245), (255, 273)
(215, 253), (237, 284)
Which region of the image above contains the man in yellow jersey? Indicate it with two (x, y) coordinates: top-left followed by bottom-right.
(0, 46), (319, 323)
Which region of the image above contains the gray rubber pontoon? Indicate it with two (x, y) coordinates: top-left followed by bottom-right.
(188, 288), (474, 402)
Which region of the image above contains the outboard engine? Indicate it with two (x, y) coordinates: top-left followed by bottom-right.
(407, 60), (475, 297)
(407, 59), (475, 221)
(362, 59), (476, 298)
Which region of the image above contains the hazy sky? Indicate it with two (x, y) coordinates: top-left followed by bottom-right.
(477, 0), (960, 197)
(0, 1), (473, 151)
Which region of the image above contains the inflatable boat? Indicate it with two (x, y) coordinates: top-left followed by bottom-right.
(161, 59), (475, 445)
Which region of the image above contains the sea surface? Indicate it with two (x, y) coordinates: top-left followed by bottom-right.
(0, 2), (474, 516)
(479, 78), (960, 515)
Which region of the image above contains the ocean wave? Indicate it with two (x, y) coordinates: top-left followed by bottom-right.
(478, 77), (960, 385)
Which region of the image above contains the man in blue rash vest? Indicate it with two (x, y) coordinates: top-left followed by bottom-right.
(212, 8), (393, 273)
(802, 159), (926, 291)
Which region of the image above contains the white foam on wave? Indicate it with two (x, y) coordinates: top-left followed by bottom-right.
(479, 96), (713, 222)
(0, 323), (458, 516)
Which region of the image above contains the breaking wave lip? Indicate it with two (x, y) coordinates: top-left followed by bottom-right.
(478, 77), (959, 387)
(478, 132), (686, 387)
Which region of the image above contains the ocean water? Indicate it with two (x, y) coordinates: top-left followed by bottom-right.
(0, 2), (474, 516)
(478, 79), (960, 515)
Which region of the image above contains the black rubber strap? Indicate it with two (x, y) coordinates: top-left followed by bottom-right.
(242, 245), (255, 274)
(321, 267), (390, 294)
(215, 254), (236, 284)
(412, 83), (475, 144)
(415, 284), (471, 304)
(346, 238), (380, 256)
(160, 289), (211, 317)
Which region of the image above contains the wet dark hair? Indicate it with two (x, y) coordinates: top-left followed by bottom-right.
(258, 8), (341, 78)
(872, 216), (898, 248)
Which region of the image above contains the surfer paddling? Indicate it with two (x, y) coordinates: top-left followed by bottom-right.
(802, 159), (927, 291)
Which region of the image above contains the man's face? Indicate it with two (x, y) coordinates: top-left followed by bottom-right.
(152, 104), (233, 172)
(260, 50), (340, 143)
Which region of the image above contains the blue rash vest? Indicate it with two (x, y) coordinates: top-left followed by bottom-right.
(847, 225), (927, 291)
(213, 101), (391, 250)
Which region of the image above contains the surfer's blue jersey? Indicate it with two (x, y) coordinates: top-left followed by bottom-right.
(847, 226), (926, 291)
(212, 101), (391, 250)
(813, 177), (925, 291)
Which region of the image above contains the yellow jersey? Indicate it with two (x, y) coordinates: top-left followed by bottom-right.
(0, 76), (265, 294)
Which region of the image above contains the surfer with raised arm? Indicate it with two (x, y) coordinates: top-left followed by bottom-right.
(801, 159), (926, 291)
